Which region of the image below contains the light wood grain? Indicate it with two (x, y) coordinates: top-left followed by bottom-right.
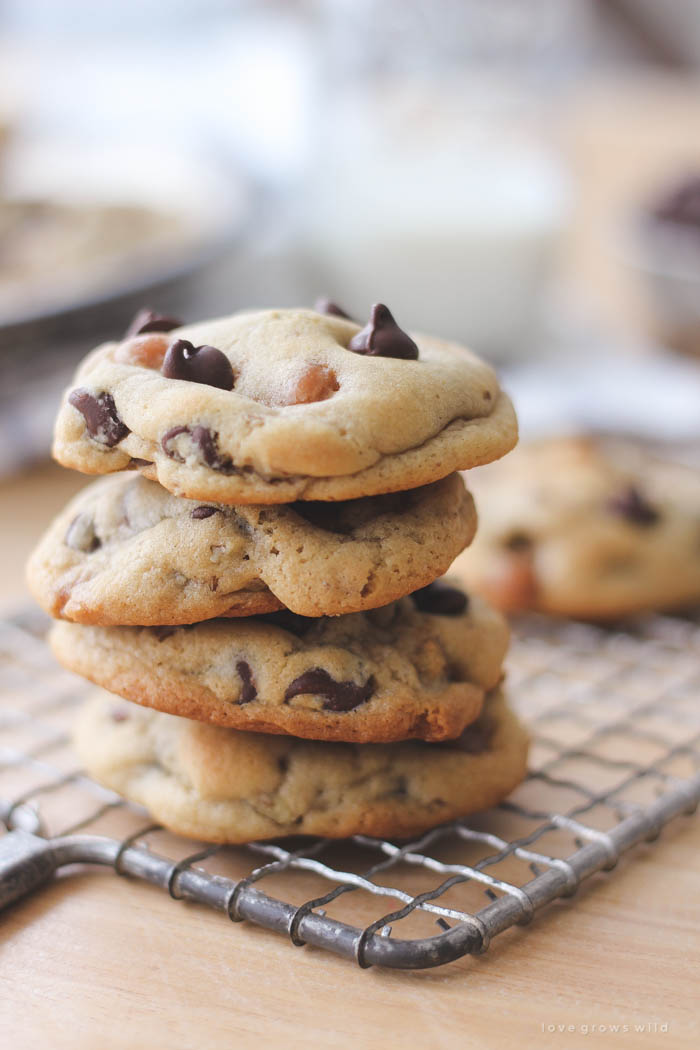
(0, 818), (698, 1050)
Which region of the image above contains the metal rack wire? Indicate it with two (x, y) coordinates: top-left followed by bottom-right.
(1, 604), (699, 969)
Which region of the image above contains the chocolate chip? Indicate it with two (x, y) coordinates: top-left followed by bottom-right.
(68, 389), (130, 447)
(412, 581), (468, 616)
(126, 308), (182, 338)
(314, 297), (352, 320)
(152, 626), (176, 642)
(607, 485), (660, 527)
(161, 425), (237, 474)
(191, 505), (220, 520)
(503, 532), (532, 553)
(236, 660), (257, 704)
(65, 513), (101, 553)
(284, 668), (375, 712)
(161, 339), (234, 391)
(348, 304), (419, 360)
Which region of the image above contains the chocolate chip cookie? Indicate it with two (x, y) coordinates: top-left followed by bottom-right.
(74, 685), (529, 842)
(50, 588), (509, 743)
(52, 306), (517, 504)
(27, 471), (475, 625)
(454, 436), (700, 619)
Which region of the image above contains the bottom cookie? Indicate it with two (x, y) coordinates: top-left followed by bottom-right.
(74, 686), (529, 843)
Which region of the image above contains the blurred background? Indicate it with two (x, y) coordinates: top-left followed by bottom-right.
(2, 0), (700, 481)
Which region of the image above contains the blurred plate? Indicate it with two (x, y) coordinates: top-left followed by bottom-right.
(0, 139), (252, 353)
(0, 140), (253, 476)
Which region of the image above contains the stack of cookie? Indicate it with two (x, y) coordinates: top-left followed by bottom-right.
(28, 303), (528, 842)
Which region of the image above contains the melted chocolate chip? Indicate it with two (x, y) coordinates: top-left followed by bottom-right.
(68, 389), (130, 447)
(503, 531), (533, 553)
(161, 339), (234, 391)
(284, 668), (375, 712)
(607, 485), (660, 527)
(191, 505), (221, 520)
(314, 297), (352, 320)
(152, 626), (176, 642)
(161, 425), (237, 474)
(126, 308), (182, 338)
(348, 304), (419, 360)
(65, 513), (101, 553)
(412, 580), (468, 616)
(236, 660), (257, 704)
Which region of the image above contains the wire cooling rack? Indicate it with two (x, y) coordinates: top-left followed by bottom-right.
(1, 605), (699, 970)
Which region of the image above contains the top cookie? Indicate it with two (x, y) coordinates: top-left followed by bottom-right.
(52, 306), (517, 503)
(454, 436), (700, 619)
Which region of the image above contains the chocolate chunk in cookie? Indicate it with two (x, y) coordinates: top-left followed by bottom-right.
(161, 339), (234, 391)
(68, 389), (130, 447)
(126, 308), (182, 337)
(503, 531), (533, 552)
(348, 303), (419, 360)
(607, 485), (660, 527)
(236, 660), (257, 704)
(191, 506), (221, 520)
(284, 667), (376, 712)
(65, 513), (100, 553)
(162, 425), (237, 474)
(314, 297), (353, 320)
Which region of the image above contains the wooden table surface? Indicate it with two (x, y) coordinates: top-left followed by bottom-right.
(1, 463), (699, 1050)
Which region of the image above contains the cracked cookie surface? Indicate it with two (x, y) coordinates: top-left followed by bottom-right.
(52, 307), (517, 503)
(51, 590), (509, 743)
(27, 472), (475, 624)
(454, 436), (700, 619)
(73, 685), (528, 842)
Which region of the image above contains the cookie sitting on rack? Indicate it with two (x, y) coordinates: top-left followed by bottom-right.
(453, 436), (700, 620)
(74, 684), (529, 843)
